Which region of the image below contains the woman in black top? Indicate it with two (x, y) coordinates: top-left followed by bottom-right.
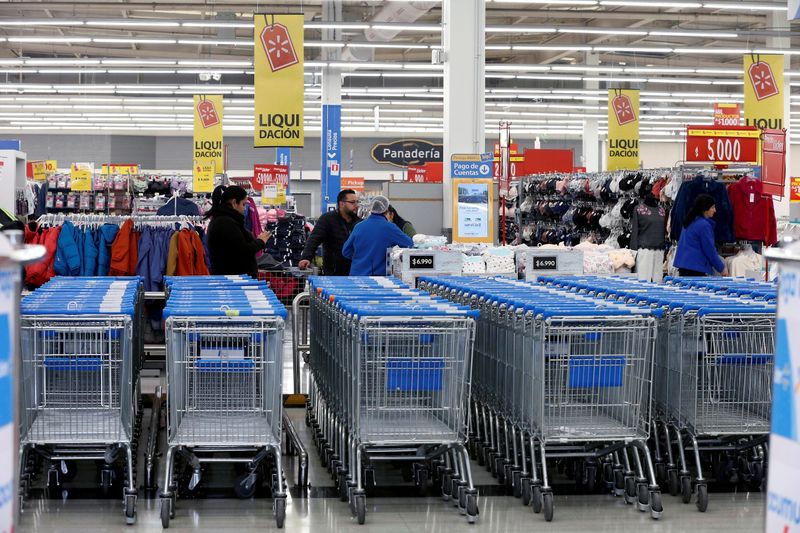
(206, 185), (270, 277)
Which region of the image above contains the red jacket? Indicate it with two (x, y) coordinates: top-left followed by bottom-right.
(175, 229), (209, 276)
(109, 219), (139, 276)
(727, 177), (777, 246)
(25, 226), (61, 287)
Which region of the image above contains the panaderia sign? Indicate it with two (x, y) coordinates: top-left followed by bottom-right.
(371, 139), (443, 167)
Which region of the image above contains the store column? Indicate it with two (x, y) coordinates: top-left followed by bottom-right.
(582, 53), (600, 172)
(320, 0), (343, 213)
(767, 11), (793, 219)
(442, 0), (486, 232)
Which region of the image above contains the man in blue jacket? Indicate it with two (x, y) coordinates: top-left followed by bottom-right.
(342, 195), (413, 276)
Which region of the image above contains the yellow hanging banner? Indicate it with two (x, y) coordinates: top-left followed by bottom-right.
(744, 54), (784, 131)
(70, 162), (93, 191)
(44, 160), (57, 174)
(607, 89), (640, 171)
(193, 159), (215, 193)
(31, 161), (46, 181)
(193, 94), (224, 176)
(254, 14), (304, 148)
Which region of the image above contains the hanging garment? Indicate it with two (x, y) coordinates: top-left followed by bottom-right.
(175, 229), (210, 276)
(82, 227), (99, 276)
(135, 226), (156, 290)
(635, 249), (665, 283)
(630, 202), (666, 251)
(97, 223), (119, 276)
(670, 176), (734, 243)
(166, 231), (180, 276)
(109, 219), (139, 276)
(727, 177), (777, 246)
(54, 220), (83, 276)
(26, 226), (61, 287)
(156, 197), (200, 216)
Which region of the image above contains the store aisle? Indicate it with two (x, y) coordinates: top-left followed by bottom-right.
(17, 491), (764, 533)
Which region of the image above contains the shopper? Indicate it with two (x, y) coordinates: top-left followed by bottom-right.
(206, 185), (271, 278)
(342, 196), (413, 276)
(386, 205), (417, 238)
(298, 189), (362, 275)
(673, 193), (728, 277)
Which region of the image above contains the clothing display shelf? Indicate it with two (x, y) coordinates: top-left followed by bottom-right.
(36, 213), (205, 229)
(516, 168), (672, 248)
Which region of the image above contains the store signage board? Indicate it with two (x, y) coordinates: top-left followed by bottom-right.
(790, 177), (800, 203)
(275, 148), (291, 193)
(193, 95), (224, 177)
(451, 178), (494, 244)
(533, 256), (558, 270)
(408, 162), (443, 183)
(371, 139), (443, 167)
(321, 104), (341, 213)
(713, 103), (741, 126)
(607, 89), (640, 171)
(101, 164), (139, 176)
(193, 159), (215, 193)
(685, 126), (760, 165)
(70, 162), (93, 191)
(340, 177), (365, 193)
(409, 255), (435, 269)
(765, 262), (800, 532)
(451, 154), (493, 179)
(26, 161), (46, 181)
(762, 128), (787, 198)
(254, 14), (304, 147)
(744, 55), (784, 131)
(253, 164), (289, 192)
(44, 160), (57, 174)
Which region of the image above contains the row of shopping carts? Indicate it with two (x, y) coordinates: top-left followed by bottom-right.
(418, 275), (664, 521)
(19, 277), (144, 524)
(538, 275), (775, 513)
(305, 276), (479, 524)
(159, 275), (288, 528)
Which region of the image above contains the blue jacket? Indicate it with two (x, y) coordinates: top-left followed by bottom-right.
(82, 228), (99, 276)
(670, 176), (734, 243)
(157, 197), (200, 217)
(342, 213), (413, 276)
(673, 217), (725, 275)
(97, 223), (119, 277)
(54, 220), (82, 276)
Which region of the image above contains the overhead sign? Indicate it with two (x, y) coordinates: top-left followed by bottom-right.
(451, 153), (493, 179)
(762, 129), (787, 198)
(44, 160), (57, 174)
(70, 162), (93, 191)
(101, 164), (140, 176)
(321, 104), (341, 213)
(340, 176), (365, 193)
(193, 159), (215, 193)
(371, 139), (443, 167)
(713, 103), (741, 126)
(275, 147), (291, 193)
(452, 178), (494, 244)
(790, 177), (800, 203)
(252, 164), (289, 192)
(607, 89), (640, 171)
(685, 126), (760, 165)
(26, 161), (46, 181)
(408, 162), (443, 183)
(254, 14), (304, 147)
(193, 94), (224, 177)
(744, 54), (784, 131)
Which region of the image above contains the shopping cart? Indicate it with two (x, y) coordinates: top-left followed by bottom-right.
(419, 276), (663, 521)
(19, 277), (143, 524)
(542, 275), (775, 512)
(257, 265), (316, 306)
(160, 276), (288, 528)
(305, 276), (478, 524)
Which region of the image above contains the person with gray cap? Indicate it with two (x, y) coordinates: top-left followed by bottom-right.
(342, 195), (413, 276)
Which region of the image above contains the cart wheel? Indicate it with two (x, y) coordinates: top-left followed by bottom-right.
(624, 477), (636, 505)
(656, 463), (667, 486)
(160, 498), (171, 529)
(46, 466), (62, 500)
(354, 493), (366, 525)
(585, 465), (597, 493)
(637, 482), (650, 512)
(60, 460), (78, 482)
(124, 494), (137, 525)
(441, 471), (452, 501)
(338, 471), (349, 502)
(512, 471), (523, 498)
(364, 468), (376, 497)
(680, 476), (692, 504)
(466, 491), (479, 524)
(750, 462), (764, 490)
(696, 483), (708, 512)
(613, 469), (625, 496)
(170, 491), (176, 518)
(531, 485), (542, 514)
(458, 483), (467, 514)
(668, 469), (679, 496)
(101, 468), (114, 497)
(475, 444), (485, 467)
(415, 468), (429, 496)
(542, 491), (554, 522)
(603, 462), (614, 488)
(275, 497), (286, 529)
(521, 477), (531, 506)
(234, 473), (258, 499)
(650, 490), (663, 520)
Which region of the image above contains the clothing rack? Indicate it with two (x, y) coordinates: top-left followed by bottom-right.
(36, 213), (205, 228)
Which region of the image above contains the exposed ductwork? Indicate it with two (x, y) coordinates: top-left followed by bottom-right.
(340, 1), (437, 62)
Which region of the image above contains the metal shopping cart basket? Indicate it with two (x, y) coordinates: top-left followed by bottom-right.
(159, 276), (287, 528)
(305, 276), (478, 524)
(19, 277), (143, 524)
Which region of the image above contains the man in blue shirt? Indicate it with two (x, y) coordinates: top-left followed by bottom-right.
(342, 195), (413, 276)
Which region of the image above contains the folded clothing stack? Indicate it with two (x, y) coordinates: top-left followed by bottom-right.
(264, 213), (307, 267)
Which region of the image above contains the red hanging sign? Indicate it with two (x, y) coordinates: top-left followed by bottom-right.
(197, 99), (220, 128)
(761, 128), (787, 198)
(259, 23), (299, 73)
(252, 164), (289, 191)
(713, 103), (741, 127)
(407, 162), (443, 183)
(611, 94), (637, 125)
(747, 61), (780, 101)
(685, 125), (760, 165)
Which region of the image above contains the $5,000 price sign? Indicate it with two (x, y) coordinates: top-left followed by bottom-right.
(685, 126), (760, 165)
